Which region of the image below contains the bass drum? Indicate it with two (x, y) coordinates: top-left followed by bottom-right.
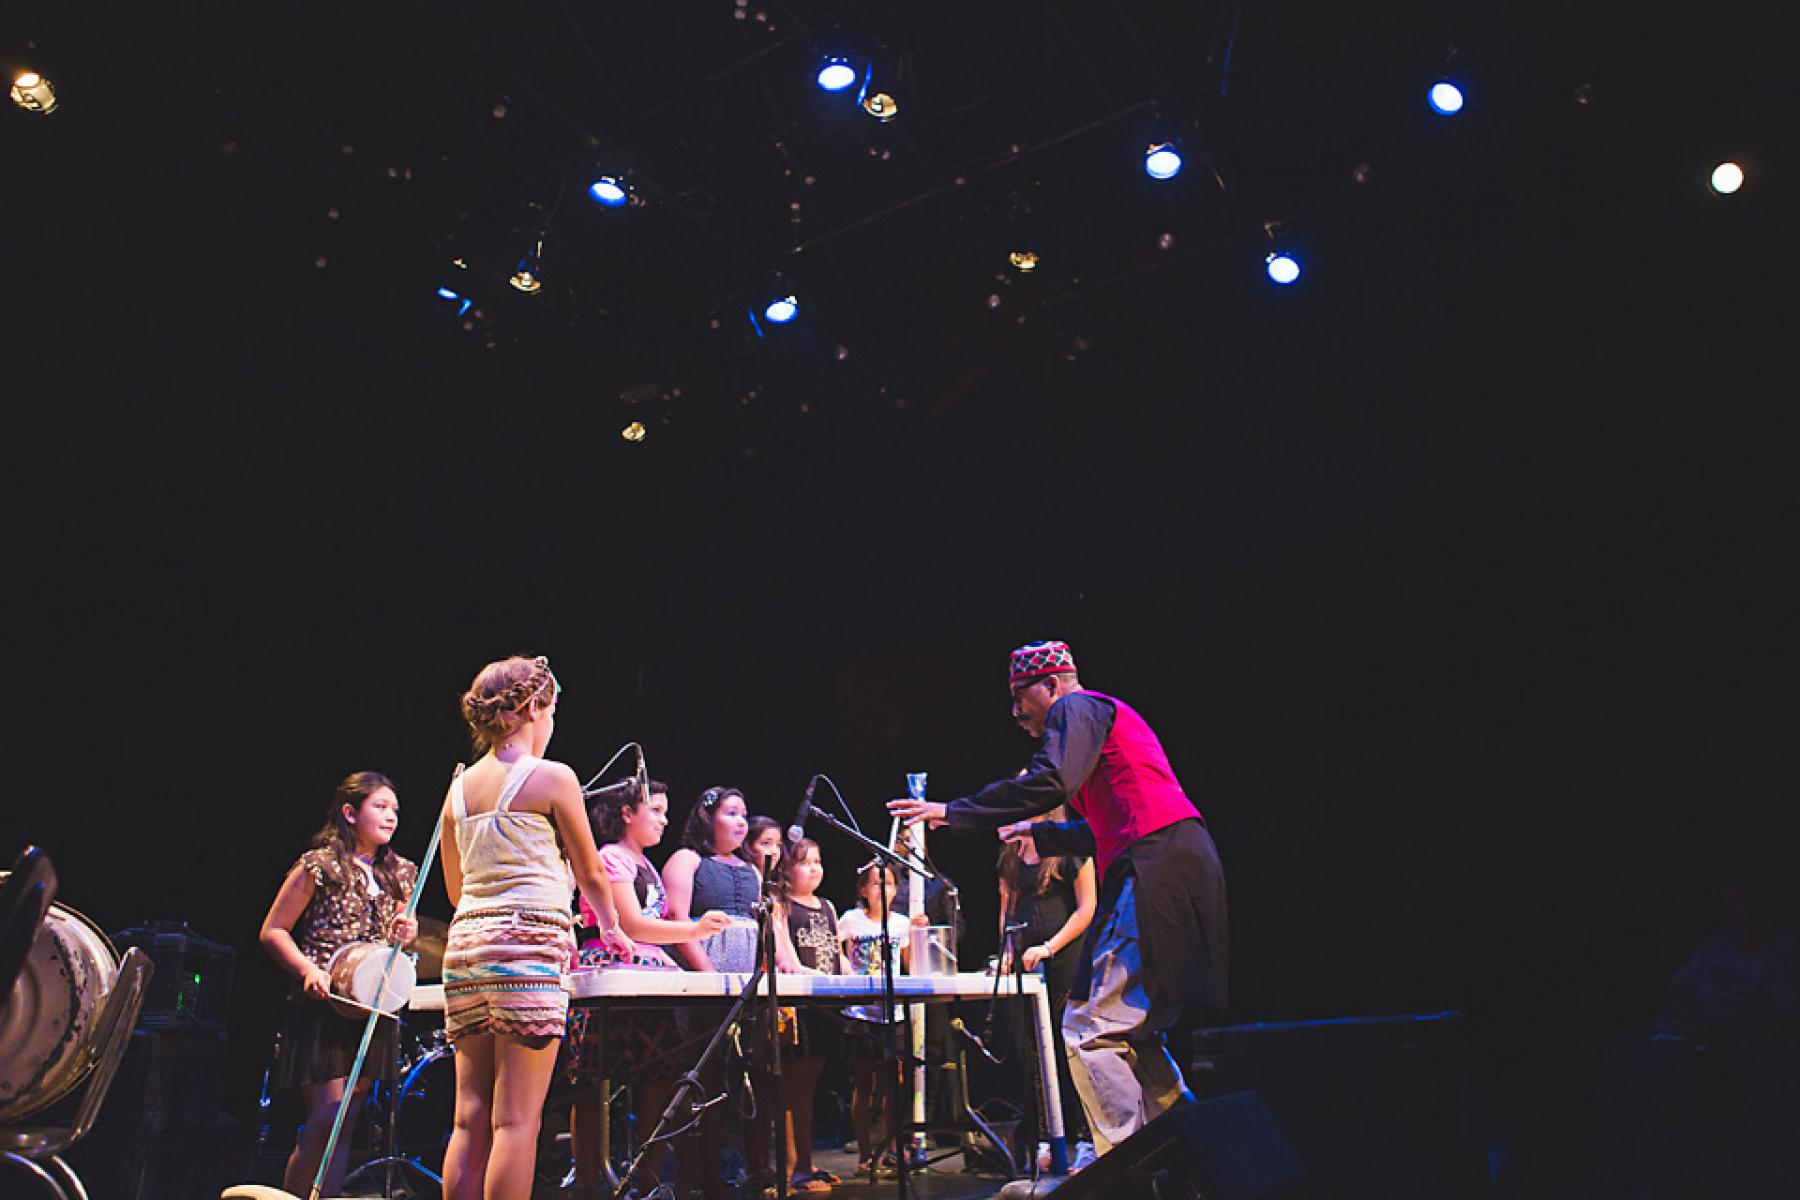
(394, 1031), (455, 1168)
(0, 880), (119, 1122)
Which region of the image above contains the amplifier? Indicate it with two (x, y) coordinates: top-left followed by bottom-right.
(112, 919), (236, 1025)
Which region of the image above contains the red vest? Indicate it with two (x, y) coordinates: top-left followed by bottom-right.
(1067, 691), (1202, 879)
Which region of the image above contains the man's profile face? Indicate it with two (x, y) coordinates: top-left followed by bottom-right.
(1010, 677), (1056, 738)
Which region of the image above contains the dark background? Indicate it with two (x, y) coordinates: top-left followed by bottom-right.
(4, 0), (1794, 1171)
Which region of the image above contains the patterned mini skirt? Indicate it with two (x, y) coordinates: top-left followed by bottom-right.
(443, 907), (575, 1042)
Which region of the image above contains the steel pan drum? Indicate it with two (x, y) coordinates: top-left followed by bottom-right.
(0, 879), (118, 1122)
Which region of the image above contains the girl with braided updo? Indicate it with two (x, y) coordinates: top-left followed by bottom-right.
(439, 654), (635, 1200)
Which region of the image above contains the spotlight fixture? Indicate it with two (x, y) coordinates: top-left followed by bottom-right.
(435, 286), (475, 317)
(764, 294), (799, 324)
(621, 420), (648, 443)
(1144, 143), (1183, 181)
(1008, 250), (1040, 272)
(1427, 81), (1465, 115)
(1265, 252), (1301, 285)
(588, 176), (629, 207)
(861, 91), (898, 122)
(10, 71), (58, 114)
(510, 237), (545, 294)
(817, 58), (858, 92)
(1709, 161), (1745, 195)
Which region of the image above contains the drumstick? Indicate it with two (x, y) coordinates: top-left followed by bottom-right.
(328, 992), (400, 1020)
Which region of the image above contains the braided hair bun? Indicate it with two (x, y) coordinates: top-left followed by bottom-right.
(460, 655), (559, 754)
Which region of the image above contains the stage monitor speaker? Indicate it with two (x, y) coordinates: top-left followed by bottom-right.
(1040, 1091), (1308, 1200)
(1190, 1012), (1486, 1198)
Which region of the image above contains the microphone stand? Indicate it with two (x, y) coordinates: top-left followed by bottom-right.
(807, 806), (935, 1200)
(762, 858), (788, 1200)
(611, 895), (782, 1200)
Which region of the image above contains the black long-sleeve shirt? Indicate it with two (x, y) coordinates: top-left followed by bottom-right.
(944, 691), (1115, 860)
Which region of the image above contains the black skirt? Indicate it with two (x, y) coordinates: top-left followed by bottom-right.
(271, 995), (401, 1091)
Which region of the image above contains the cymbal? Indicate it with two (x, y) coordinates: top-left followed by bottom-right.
(412, 916), (448, 979)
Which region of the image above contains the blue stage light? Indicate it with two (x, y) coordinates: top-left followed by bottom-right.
(1144, 143), (1183, 181)
(1265, 253), (1301, 285)
(589, 177), (628, 207)
(818, 59), (857, 92)
(436, 287), (460, 301)
(764, 295), (799, 324)
(1428, 81), (1464, 115)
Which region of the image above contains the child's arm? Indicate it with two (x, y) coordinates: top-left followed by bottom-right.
(440, 793), (464, 909)
(611, 868), (731, 945)
(546, 765), (636, 958)
(1024, 858), (1096, 970)
(774, 906), (807, 973)
(661, 849), (715, 970)
(830, 903), (852, 974)
(260, 864), (330, 1000)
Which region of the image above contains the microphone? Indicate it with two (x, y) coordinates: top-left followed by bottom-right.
(787, 775), (819, 844)
(951, 1017), (1002, 1064)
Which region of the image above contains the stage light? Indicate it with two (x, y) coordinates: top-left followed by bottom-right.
(589, 176), (629, 206)
(10, 71), (58, 114)
(435, 286), (474, 317)
(861, 92), (898, 122)
(1709, 161), (1745, 194)
(818, 58), (857, 92)
(1008, 250), (1040, 272)
(764, 294), (799, 324)
(1428, 81), (1464, 115)
(1266, 252), (1301, 285)
(621, 420), (647, 443)
(1144, 143), (1183, 181)
(510, 237), (544, 294)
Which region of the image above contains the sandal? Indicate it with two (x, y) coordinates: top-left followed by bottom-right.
(789, 1174), (832, 1194)
(808, 1170), (843, 1186)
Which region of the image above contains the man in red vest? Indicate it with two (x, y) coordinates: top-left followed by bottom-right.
(890, 640), (1228, 1160)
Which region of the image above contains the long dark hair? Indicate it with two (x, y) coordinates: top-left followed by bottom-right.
(681, 785), (755, 865)
(996, 805), (1074, 896)
(308, 771), (409, 899)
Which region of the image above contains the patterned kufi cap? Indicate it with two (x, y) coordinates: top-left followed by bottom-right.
(1008, 640), (1077, 684)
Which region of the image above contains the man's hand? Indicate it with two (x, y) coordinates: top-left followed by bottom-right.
(997, 820), (1040, 865)
(888, 797), (948, 828)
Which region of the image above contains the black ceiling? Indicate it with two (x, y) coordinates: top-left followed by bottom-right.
(20, 0), (1785, 463)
